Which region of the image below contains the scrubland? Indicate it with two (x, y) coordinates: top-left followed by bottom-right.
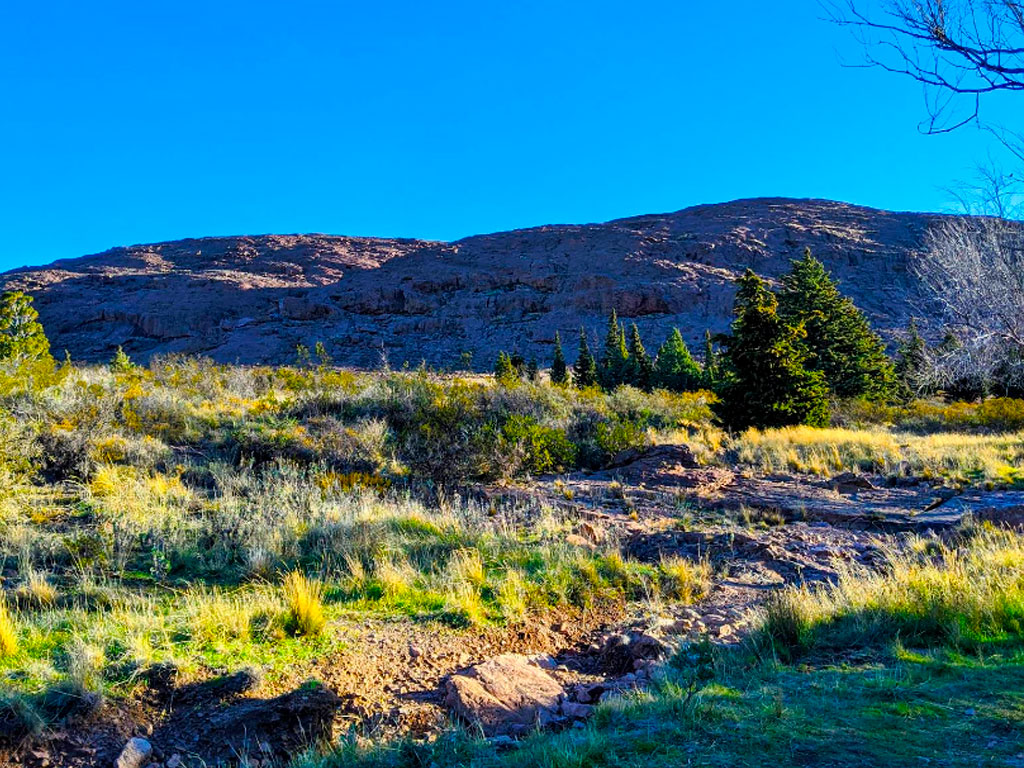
(1, 356), (1023, 766)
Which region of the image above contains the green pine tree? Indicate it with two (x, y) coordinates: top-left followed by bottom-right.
(778, 248), (896, 402)
(526, 358), (539, 382)
(893, 318), (928, 402)
(510, 352), (527, 379)
(599, 310), (629, 390)
(702, 329), (718, 387)
(573, 328), (598, 389)
(713, 270), (830, 431)
(494, 351), (517, 383)
(0, 291), (51, 363)
(625, 324), (655, 390)
(654, 328), (702, 392)
(550, 332), (568, 386)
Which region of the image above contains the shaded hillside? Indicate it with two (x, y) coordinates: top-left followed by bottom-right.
(1, 198), (945, 367)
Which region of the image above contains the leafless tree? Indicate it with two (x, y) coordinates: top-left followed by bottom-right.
(828, 0), (1024, 154)
(946, 157), (1023, 216)
(917, 214), (1024, 389)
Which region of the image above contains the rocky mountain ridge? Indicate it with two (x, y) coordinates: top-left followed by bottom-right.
(1, 197), (946, 367)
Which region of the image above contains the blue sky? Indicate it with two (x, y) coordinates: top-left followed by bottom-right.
(1, 0), (1019, 269)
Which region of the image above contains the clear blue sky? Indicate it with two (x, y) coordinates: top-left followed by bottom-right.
(1, 0), (1019, 269)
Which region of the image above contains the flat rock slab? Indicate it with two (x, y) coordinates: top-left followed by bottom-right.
(588, 446), (1024, 531)
(702, 476), (1024, 531)
(444, 654), (565, 736)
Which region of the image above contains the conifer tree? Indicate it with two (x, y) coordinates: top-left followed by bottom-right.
(550, 332), (569, 386)
(573, 328), (598, 389)
(893, 318), (928, 402)
(599, 309), (629, 390)
(526, 358), (539, 382)
(494, 351), (517, 383)
(702, 329), (718, 387)
(778, 248), (896, 401)
(654, 328), (702, 392)
(0, 291), (51, 363)
(625, 323), (655, 390)
(510, 352), (527, 379)
(714, 270), (830, 430)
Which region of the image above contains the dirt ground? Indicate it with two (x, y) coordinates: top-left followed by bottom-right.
(10, 443), (1014, 768)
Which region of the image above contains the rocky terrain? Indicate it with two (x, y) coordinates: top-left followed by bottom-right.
(1, 198), (945, 366)
(21, 437), (1022, 768)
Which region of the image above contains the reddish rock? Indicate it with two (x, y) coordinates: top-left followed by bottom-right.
(444, 654), (564, 736)
(1, 199), (951, 366)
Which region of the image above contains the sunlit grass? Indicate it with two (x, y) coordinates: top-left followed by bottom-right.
(282, 571), (327, 637)
(759, 525), (1024, 657)
(729, 425), (1024, 486)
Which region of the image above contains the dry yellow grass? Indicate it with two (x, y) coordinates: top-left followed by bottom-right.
(729, 425), (1024, 486)
(0, 600), (17, 657)
(16, 570), (57, 608)
(659, 555), (712, 603)
(761, 525), (1024, 654)
(282, 571), (326, 637)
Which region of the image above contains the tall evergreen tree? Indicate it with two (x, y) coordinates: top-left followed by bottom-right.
(654, 328), (702, 392)
(550, 331), (568, 385)
(509, 352), (527, 379)
(893, 318), (928, 402)
(0, 291), (51, 363)
(702, 329), (718, 387)
(714, 270), (830, 430)
(598, 309), (630, 390)
(625, 323), (655, 390)
(494, 351), (516, 383)
(526, 358), (539, 382)
(573, 328), (598, 389)
(778, 248), (896, 401)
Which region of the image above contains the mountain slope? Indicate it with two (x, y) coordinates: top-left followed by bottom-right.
(1, 198), (945, 367)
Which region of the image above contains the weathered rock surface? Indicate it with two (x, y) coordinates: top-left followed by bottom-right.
(1, 198), (954, 366)
(114, 738), (152, 768)
(442, 653), (606, 737)
(444, 654), (565, 736)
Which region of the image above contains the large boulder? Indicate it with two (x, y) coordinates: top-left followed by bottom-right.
(444, 654), (565, 736)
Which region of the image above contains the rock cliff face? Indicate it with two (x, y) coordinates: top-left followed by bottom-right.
(0, 198), (945, 367)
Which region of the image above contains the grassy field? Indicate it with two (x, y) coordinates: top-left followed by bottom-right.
(302, 527), (1024, 768)
(1, 356), (1024, 762)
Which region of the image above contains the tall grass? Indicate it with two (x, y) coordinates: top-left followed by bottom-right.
(759, 525), (1024, 657)
(729, 425), (1024, 486)
(0, 599), (18, 657)
(658, 556), (711, 603)
(282, 571), (327, 637)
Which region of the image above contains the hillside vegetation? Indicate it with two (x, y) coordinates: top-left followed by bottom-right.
(1, 244), (1023, 767)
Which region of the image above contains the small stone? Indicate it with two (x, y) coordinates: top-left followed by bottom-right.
(716, 624), (734, 638)
(561, 701), (594, 719)
(409, 644), (422, 659)
(115, 738), (153, 768)
(528, 654), (557, 670)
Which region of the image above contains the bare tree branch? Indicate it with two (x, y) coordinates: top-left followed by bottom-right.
(917, 215), (1024, 390)
(827, 0), (1024, 138)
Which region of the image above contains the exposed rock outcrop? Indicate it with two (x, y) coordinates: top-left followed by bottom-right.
(2, 198), (952, 366)
(444, 654), (566, 736)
